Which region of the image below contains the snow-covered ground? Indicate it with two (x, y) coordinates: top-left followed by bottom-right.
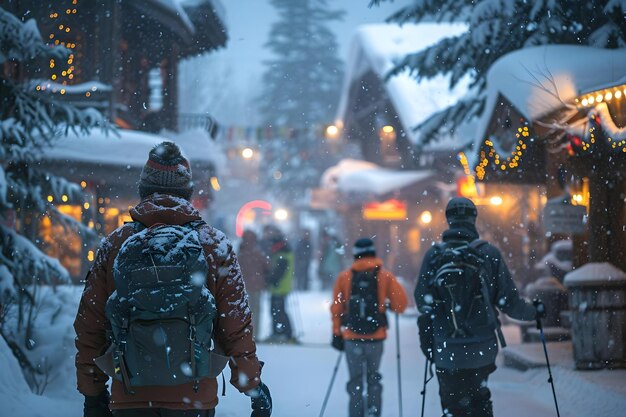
(1, 287), (625, 417)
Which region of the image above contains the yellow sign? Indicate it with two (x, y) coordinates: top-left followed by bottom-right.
(362, 199), (407, 221)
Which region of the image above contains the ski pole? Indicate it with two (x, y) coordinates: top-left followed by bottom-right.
(319, 351), (343, 417)
(420, 357), (428, 417)
(291, 290), (305, 339)
(395, 312), (403, 417)
(537, 315), (561, 417)
(362, 358), (367, 417)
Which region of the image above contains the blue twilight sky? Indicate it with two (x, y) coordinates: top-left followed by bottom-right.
(181, 0), (413, 125)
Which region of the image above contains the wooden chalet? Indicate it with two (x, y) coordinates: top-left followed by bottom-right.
(5, 0), (226, 132)
(474, 45), (626, 273)
(329, 23), (476, 282)
(3, 0), (227, 281)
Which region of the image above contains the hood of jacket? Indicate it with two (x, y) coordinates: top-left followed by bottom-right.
(130, 193), (201, 227)
(442, 222), (479, 243)
(351, 256), (384, 272)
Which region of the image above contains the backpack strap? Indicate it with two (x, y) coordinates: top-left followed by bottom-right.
(470, 239), (507, 348)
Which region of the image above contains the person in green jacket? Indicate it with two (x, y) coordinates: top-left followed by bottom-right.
(263, 225), (296, 343)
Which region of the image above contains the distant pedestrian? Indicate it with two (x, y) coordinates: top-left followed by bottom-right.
(294, 229), (312, 290)
(238, 230), (269, 335)
(318, 229), (343, 290)
(415, 197), (545, 417)
(263, 225), (296, 343)
(331, 237), (408, 417)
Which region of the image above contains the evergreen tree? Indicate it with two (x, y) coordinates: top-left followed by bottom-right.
(259, 0), (345, 127)
(370, 0), (626, 144)
(0, 7), (104, 363)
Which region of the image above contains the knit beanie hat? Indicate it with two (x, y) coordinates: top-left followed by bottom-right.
(445, 197), (477, 226)
(138, 141), (193, 200)
(353, 237), (376, 258)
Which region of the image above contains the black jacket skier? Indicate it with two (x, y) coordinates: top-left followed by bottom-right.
(415, 197), (542, 417)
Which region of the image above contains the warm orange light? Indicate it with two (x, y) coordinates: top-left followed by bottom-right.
(363, 199), (407, 221)
(325, 125), (340, 139)
(420, 211), (432, 224)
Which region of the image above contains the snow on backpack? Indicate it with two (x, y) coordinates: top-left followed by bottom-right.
(342, 267), (387, 334)
(103, 221), (220, 392)
(428, 239), (506, 346)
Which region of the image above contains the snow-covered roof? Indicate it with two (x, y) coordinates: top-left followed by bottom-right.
(337, 23), (469, 146)
(564, 262), (626, 287)
(132, 0), (227, 52)
(32, 80), (111, 94)
(321, 159), (432, 196)
(144, 0), (195, 35)
(476, 45), (626, 141)
(45, 128), (218, 169)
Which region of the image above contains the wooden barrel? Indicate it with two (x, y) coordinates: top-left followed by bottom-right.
(564, 263), (626, 370)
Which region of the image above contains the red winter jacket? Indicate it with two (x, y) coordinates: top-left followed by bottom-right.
(74, 194), (261, 410)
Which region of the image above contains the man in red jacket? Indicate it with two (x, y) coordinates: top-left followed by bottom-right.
(331, 238), (408, 417)
(74, 142), (271, 417)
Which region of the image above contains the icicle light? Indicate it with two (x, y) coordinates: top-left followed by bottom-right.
(576, 84), (626, 108)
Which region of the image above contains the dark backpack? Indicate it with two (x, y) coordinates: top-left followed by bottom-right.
(428, 240), (505, 346)
(105, 221), (218, 391)
(343, 267), (387, 334)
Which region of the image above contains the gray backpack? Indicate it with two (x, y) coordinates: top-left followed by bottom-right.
(104, 221), (218, 392)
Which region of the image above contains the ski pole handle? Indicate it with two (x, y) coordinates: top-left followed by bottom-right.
(533, 299), (546, 330)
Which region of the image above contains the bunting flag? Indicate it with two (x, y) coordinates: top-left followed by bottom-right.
(218, 123), (327, 141)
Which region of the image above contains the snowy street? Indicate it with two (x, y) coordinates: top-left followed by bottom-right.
(3, 2), (626, 417)
(3, 287), (625, 417)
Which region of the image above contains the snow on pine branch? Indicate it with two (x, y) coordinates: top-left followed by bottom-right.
(0, 225), (70, 286)
(0, 7), (69, 64)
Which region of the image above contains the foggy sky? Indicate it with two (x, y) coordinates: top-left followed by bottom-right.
(184, 0), (413, 126)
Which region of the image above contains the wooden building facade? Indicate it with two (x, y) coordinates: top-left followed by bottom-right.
(5, 0), (227, 132)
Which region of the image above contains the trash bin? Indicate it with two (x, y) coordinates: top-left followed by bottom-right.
(564, 263), (626, 370)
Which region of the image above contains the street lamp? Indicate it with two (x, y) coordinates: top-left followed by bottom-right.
(325, 124), (340, 140)
(274, 208), (289, 221)
(379, 125), (396, 141)
(420, 210), (432, 225)
(241, 147), (254, 159)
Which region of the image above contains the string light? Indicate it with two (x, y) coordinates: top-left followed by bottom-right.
(568, 107), (626, 156)
(476, 121), (531, 180)
(45, 0), (81, 92)
(578, 84), (626, 108)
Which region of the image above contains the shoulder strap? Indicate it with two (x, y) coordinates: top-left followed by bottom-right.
(469, 239), (488, 250)
(471, 240), (507, 347)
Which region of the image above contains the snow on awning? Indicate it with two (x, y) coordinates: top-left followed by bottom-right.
(337, 23), (469, 145)
(45, 128), (219, 169)
(321, 159), (431, 197)
(476, 45), (626, 142)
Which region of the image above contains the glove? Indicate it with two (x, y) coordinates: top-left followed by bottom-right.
(533, 299), (547, 320)
(249, 381), (272, 417)
(83, 391), (113, 417)
(331, 334), (344, 351)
